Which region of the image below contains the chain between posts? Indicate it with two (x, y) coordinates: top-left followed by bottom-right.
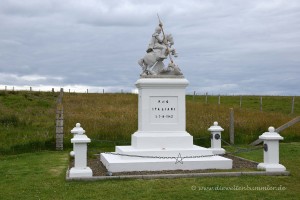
(220, 138), (264, 155)
(95, 146), (263, 159)
(88, 138), (263, 163)
(100, 152), (218, 159)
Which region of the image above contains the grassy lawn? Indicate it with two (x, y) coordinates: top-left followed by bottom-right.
(0, 143), (299, 200)
(0, 91), (300, 199)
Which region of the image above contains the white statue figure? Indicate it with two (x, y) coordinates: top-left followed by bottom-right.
(138, 19), (182, 76)
(147, 26), (168, 59)
(160, 62), (182, 75)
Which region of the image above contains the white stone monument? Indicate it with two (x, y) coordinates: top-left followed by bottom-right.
(257, 127), (286, 172)
(69, 123), (93, 178)
(208, 122), (226, 155)
(100, 18), (232, 172)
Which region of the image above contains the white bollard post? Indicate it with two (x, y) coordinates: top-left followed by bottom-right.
(257, 127), (286, 172)
(208, 121), (225, 155)
(69, 123), (93, 178)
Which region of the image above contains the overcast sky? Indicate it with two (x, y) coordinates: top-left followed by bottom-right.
(0, 0), (299, 95)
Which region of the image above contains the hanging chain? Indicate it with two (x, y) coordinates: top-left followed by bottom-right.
(89, 138), (263, 164)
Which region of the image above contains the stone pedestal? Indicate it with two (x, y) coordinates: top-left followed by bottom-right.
(101, 78), (232, 172)
(257, 127), (286, 172)
(208, 122), (225, 155)
(133, 78), (192, 149)
(69, 123), (93, 178)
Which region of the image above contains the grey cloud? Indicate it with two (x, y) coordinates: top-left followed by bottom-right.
(0, 0), (299, 95)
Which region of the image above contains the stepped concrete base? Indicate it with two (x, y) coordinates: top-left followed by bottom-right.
(132, 131), (193, 149)
(100, 78), (232, 173)
(100, 146), (232, 172)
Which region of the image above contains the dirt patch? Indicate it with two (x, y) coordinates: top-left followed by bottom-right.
(70, 154), (258, 177)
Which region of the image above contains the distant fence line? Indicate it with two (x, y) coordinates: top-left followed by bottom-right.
(1, 85), (297, 149)
(191, 91), (297, 115)
(1, 86), (131, 94)
(1, 86), (297, 114)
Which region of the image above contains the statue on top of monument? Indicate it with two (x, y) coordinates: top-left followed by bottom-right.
(138, 15), (183, 77)
(147, 25), (168, 59)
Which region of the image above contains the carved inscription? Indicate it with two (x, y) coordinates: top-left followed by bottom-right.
(150, 96), (178, 123)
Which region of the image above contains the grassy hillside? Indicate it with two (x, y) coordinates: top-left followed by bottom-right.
(0, 91), (299, 154)
(187, 95), (299, 115)
(63, 93), (300, 149)
(186, 96), (300, 145)
(0, 91), (58, 154)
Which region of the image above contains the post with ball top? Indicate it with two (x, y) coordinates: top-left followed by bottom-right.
(69, 123), (93, 178)
(257, 126), (286, 172)
(208, 121), (225, 155)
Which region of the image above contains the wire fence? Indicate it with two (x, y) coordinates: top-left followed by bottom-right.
(0, 86), (134, 94)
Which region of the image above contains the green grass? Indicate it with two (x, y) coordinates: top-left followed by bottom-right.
(1, 91), (300, 199)
(1, 91), (300, 154)
(63, 93), (300, 150)
(0, 91), (58, 154)
(188, 95), (299, 115)
(0, 143), (300, 199)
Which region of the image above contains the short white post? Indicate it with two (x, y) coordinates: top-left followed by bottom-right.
(69, 123), (93, 178)
(257, 126), (286, 172)
(208, 121), (225, 155)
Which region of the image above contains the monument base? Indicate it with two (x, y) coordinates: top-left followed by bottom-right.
(100, 78), (232, 172)
(132, 131), (193, 149)
(209, 148), (226, 155)
(100, 146), (232, 172)
(69, 167), (93, 178)
(257, 163), (286, 172)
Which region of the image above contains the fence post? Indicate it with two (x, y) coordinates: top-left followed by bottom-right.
(205, 92), (208, 104)
(103, 89), (105, 94)
(291, 96), (295, 114)
(240, 96), (242, 108)
(30, 87), (32, 92)
(193, 91), (195, 101)
(56, 91), (64, 150)
(87, 89), (88, 94)
(260, 96), (263, 112)
(218, 95), (221, 105)
(230, 108), (234, 145)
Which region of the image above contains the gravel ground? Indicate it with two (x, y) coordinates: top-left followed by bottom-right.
(70, 154), (258, 177)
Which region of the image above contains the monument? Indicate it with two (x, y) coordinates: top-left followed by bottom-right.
(101, 17), (232, 172)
